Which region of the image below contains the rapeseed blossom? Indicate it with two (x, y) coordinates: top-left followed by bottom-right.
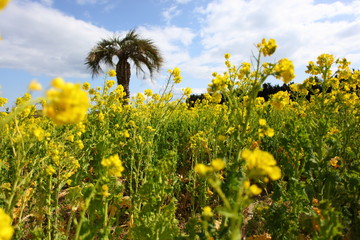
(274, 58), (295, 84)
(249, 184), (262, 195)
(316, 53), (334, 68)
(0, 97), (7, 107)
(194, 163), (212, 175)
(182, 87), (192, 97)
(108, 69), (116, 77)
(43, 78), (90, 125)
(46, 165), (56, 175)
(202, 206), (214, 218)
(257, 38), (277, 57)
(169, 67), (182, 83)
(102, 184), (110, 197)
(241, 149), (281, 181)
(244, 180), (263, 195)
(0, 208), (13, 240)
(259, 119), (267, 126)
(82, 82), (91, 90)
(28, 80), (42, 91)
(270, 91), (291, 110)
(106, 80), (116, 88)
(211, 158), (225, 171)
(0, 0), (10, 11)
(144, 89), (153, 97)
(101, 154), (125, 177)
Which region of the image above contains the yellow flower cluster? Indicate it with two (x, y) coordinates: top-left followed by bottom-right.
(106, 80), (116, 88)
(0, 208), (14, 240)
(28, 80), (42, 91)
(108, 69), (117, 77)
(257, 38), (277, 57)
(270, 91), (291, 110)
(289, 83), (308, 96)
(0, 0), (11, 11)
(0, 97), (7, 107)
(241, 149), (281, 181)
(102, 184), (110, 197)
(202, 206), (214, 218)
(243, 180), (263, 195)
(194, 158), (225, 176)
(101, 154), (125, 177)
(82, 82), (91, 90)
(258, 118), (275, 138)
(274, 58), (296, 84)
(182, 87), (192, 97)
(169, 67), (182, 83)
(43, 78), (90, 125)
(238, 62), (251, 79)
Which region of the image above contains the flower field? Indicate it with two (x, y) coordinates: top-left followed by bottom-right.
(0, 39), (359, 240)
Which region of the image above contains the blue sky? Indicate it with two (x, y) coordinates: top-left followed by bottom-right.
(1, 0), (360, 106)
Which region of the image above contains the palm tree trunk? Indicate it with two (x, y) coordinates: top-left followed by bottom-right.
(116, 60), (131, 99)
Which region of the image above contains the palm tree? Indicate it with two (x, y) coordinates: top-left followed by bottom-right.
(85, 29), (163, 98)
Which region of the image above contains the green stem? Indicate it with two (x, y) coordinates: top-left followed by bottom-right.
(47, 175), (53, 240)
(74, 181), (99, 240)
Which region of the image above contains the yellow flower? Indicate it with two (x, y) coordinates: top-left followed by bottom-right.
(122, 130), (130, 138)
(243, 180), (250, 189)
(108, 69), (117, 77)
(0, 208), (13, 240)
(329, 156), (340, 168)
(101, 154), (125, 177)
(224, 53), (231, 59)
(172, 67), (181, 77)
(202, 206), (214, 218)
(106, 80), (115, 88)
(51, 77), (65, 88)
(144, 89), (153, 97)
(98, 112), (105, 122)
(0, 0), (11, 11)
(43, 78), (90, 125)
(33, 127), (45, 141)
(270, 91), (290, 110)
(211, 158), (225, 171)
(82, 82), (91, 90)
(264, 128), (275, 137)
(28, 80), (42, 91)
(259, 119), (267, 126)
(257, 38), (277, 57)
(102, 184), (110, 197)
(241, 149), (281, 181)
(75, 140), (84, 150)
(194, 163), (212, 175)
(46, 165), (56, 175)
(65, 134), (74, 142)
(249, 184), (262, 195)
(274, 58), (296, 84)
(316, 54), (334, 68)
(182, 87), (192, 96)
(171, 67), (182, 83)
(238, 62), (251, 79)
(0, 97), (8, 107)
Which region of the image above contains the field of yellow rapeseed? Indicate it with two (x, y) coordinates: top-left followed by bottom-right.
(0, 39), (359, 239)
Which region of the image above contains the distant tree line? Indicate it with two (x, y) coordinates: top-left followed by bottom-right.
(186, 82), (323, 107)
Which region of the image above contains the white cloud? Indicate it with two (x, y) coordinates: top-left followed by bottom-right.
(175, 0), (191, 4)
(163, 5), (181, 24)
(137, 25), (196, 67)
(195, 0), (360, 82)
(75, 0), (108, 5)
(40, 0), (53, 6)
(0, 1), (111, 77)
